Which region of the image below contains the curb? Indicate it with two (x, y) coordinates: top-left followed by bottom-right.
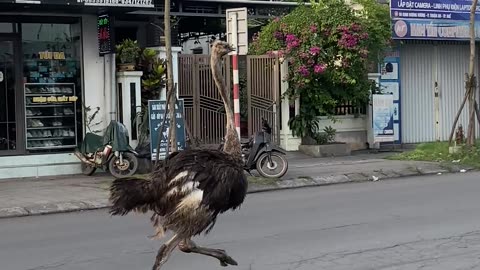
(0, 166), (472, 219)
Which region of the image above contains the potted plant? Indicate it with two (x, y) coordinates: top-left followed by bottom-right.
(132, 48), (167, 153)
(139, 48), (166, 104)
(116, 39), (141, 71)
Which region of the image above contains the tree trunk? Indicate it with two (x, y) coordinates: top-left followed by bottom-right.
(154, 85), (174, 166)
(448, 88), (469, 144)
(164, 0), (177, 153)
(449, 0), (478, 146)
(475, 100), (480, 124)
(466, 0), (478, 146)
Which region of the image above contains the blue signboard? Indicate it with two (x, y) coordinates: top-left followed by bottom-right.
(392, 18), (480, 40)
(391, 0), (480, 40)
(391, 0), (480, 21)
(148, 99), (186, 161)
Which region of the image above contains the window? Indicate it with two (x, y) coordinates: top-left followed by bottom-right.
(0, 23), (14, 33)
(21, 21), (83, 152)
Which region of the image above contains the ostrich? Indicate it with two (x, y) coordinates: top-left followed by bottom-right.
(109, 40), (247, 270)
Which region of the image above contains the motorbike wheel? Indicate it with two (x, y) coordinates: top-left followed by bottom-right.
(256, 152), (288, 179)
(108, 152), (139, 178)
(81, 163), (97, 176)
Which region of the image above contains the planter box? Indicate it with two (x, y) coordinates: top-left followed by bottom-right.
(299, 143), (351, 157)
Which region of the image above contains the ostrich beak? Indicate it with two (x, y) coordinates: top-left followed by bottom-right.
(228, 45), (236, 52)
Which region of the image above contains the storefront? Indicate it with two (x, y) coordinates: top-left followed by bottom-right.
(0, 1), (156, 178)
(0, 16), (83, 155)
(389, 0), (480, 144)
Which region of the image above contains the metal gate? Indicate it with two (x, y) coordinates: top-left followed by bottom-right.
(247, 55), (281, 145)
(178, 54), (231, 144)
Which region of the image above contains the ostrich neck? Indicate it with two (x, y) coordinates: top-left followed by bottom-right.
(210, 53), (242, 159)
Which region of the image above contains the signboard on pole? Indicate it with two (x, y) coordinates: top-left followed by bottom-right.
(372, 94), (395, 143)
(391, 0), (480, 40)
(148, 99), (186, 161)
(226, 7), (248, 55)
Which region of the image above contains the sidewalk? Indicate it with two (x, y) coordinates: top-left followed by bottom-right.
(0, 151), (472, 218)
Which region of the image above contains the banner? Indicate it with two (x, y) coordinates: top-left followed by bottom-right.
(391, 0), (480, 40)
(372, 94), (395, 143)
(148, 99), (186, 161)
(379, 47), (401, 143)
(393, 18), (480, 40)
(391, 0), (480, 21)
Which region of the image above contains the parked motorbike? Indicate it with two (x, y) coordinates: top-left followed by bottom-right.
(219, 118), (288, 178)
(74, 120), (140, 178)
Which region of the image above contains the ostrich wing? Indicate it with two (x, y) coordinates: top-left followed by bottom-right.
(161, 149), (248, 214)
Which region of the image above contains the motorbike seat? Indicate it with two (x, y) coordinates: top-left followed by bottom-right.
(240, 139), (251, 145)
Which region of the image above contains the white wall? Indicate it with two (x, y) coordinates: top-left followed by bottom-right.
(278, 58), (368, 151)
(317, 116), (368, 150)
(82, 15), (109, 133)
(182, 36), (210, 54)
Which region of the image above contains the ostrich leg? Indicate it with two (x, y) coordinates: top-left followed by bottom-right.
(178, 238), (238, 267)
(152, 234), (181, 270)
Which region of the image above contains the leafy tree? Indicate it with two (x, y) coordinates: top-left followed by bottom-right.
(249, 0), (391, 139)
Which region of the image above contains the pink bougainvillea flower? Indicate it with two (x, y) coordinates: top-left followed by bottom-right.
(274, 31), (284, 40)
(337, 25), (349, 32)
(285, 34), (297, 42)
(298, 65), (310, 77)
(350, 23), (362, 31)
(360, 32), (369, 39)
(338, 33), (358, 49)
(309, 46), (321, 55)
(287, 40), (300, 49)
(285, 34), (300, 49)
(299, 52), (309, 59)
(267, 51), (276, 57)
(314, 64), (327, 74)
(310, 24), (318, 33)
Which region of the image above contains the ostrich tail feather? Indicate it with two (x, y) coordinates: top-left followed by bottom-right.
(109, 176), (158, 216)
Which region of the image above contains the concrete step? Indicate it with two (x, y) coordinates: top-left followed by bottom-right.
(0, 153), (82, 179)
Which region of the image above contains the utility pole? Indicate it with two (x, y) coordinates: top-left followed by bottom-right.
(164, 0), (177, 152)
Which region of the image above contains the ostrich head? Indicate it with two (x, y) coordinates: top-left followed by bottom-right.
(211, 40), (235, 57)
(210, 40), (241, 159)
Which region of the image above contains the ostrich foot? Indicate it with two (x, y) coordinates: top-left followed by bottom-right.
(179, 239), (238, 267)
(152, 234), (181, 270)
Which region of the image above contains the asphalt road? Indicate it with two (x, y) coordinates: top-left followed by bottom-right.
(2, 172), (480, 270)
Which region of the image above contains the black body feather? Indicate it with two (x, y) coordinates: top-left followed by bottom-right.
(109, 148), (248, 237)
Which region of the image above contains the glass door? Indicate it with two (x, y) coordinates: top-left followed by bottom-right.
(0, 36), (22, 154)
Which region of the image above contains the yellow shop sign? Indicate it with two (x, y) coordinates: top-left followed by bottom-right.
(32, 96), (78, 103)
(39, 51), (66, 60)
